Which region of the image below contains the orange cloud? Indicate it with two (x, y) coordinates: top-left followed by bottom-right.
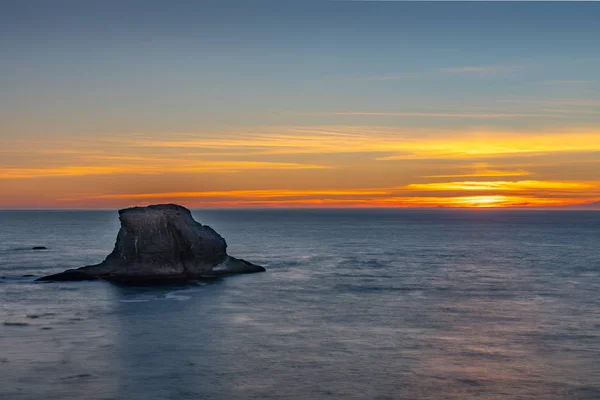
(320, 111), (547, 118)
(76, 196), (593, 209)
(376, 131), (600, 160)
(423, 167), (531, 178)
(58, 179), (600, 209)
(2, 125), (599, 209)
(124, 127), (600, 159)
(5, 126), (600, 164)
(0, 166), (126, 179)
(66, 189), (389, 201)
(376, 195), (582, 208)
(0, 161), (328, 179)
(406, 180), (596, 192)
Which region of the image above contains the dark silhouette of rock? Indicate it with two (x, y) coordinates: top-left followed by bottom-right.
(32, 246), (47, 250)
(37, 204), (265, 283)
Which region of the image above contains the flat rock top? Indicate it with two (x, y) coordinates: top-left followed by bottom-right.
(117, 204), (221, 240)
(119, 203), (190, 215)
(118, 204), (194, 225)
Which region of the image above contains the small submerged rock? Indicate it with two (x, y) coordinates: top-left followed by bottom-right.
(27, 312), (56, 319)
(38, 204), (265, 284)
(60, 374), (91, 380)
(3, 321), (30, 327)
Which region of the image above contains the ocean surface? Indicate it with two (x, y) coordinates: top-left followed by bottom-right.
(1, 209), (600, 400)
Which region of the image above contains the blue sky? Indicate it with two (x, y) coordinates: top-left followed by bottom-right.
(3, 1), (599, 127)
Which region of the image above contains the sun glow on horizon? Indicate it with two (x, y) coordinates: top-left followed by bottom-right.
(1, 127), (599, 209)
(50, 180), (600, 210)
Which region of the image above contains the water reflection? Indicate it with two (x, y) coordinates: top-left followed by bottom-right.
(3, 210), (600, 399)
(110, 282), (235, 400)
(0, 281), (119, 400)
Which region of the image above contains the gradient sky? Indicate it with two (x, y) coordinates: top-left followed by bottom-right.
(1, 0), (599, 209)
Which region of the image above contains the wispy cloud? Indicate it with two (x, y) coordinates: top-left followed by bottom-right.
(423, 170), (530, 179)
(3, 126), (600, 210)
(0, 161), (328, 179)
(422, 163), (532, 179)
(335, 74), (418, 81)
(440, 65), (523, 76)
(406, 180), (596, 192)
(60, 179), (600, 209)
(374, 129), (600, 160)
(320, 111), (551, 118)
(532, 80), (598, 86)
(5, 126), (600, 176)
(63, 188), (389, 201)
(57, 196), (590, 209)
(498, 98), (600, 107)
(336, 64), (526, 81)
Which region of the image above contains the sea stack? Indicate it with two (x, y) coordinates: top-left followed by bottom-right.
(37, 204), (265, 283)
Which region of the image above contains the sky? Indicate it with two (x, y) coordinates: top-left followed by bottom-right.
(1, 0), (599, 209)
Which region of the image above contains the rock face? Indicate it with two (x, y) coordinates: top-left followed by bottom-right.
(37, 204), (265, 283)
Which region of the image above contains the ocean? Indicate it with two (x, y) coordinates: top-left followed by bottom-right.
(1, 209), (600, 400)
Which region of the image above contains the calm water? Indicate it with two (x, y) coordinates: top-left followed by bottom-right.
(1, 209), (600, 400)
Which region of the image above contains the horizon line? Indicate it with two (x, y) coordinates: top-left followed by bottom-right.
(1, 206), (599, 212)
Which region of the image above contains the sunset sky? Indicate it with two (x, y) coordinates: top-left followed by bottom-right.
(1, 1), (599, 209)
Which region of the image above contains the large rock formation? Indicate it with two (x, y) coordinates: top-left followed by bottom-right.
(37, 204), (265, 283)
